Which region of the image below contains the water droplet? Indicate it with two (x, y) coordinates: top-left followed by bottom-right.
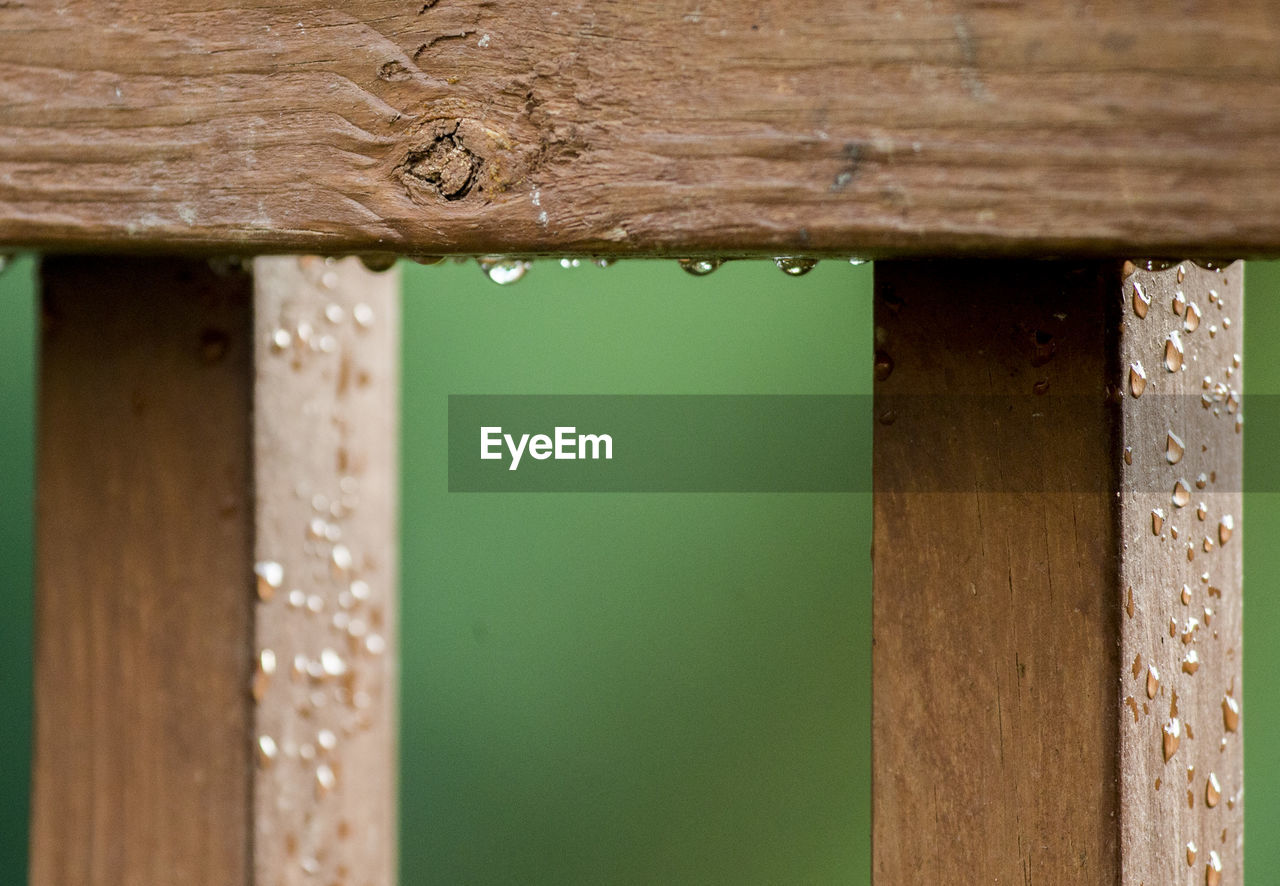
(255, 561), (283, 601)
(331, 544), (352, 572)
(873, 351), (894, 381)
(478, 256), (531, 284)
(1172, 480), (1191, 508)
(1183, 650), (1201, 675)
(352, 302), (374, 329)
(260, 648), (277, 675)
(1222, 695), (1240, 732)
(1203, 536), (1214, 553)
(320, 647), (347, 677)
(1193, 259), (1236, 271)
(1123, 447), (1133, 465)
(1133, 281), (1150, 318)
(1206, 850), (1222, 886)
(306, 593), (324, 613)
(315, 762), (337, 797)
(318, 728), (337, 752)
(558, 257), (581, 269)
(1138, 259), (1177, 271)
(257, 734), (279, 768)
(1181, 585), (1192, 605)
(1173, 290), (1187, 316)
(359, 253), (397, 272)
(1126, 586), (1135, 618)
(350, 579), (371, 602)
(849, 257), (868, 266)
(1185, 303), (1202, 333)
(287, 588), (306, 609)
(1232, 353), (1241, 369)
(678, 258), (722, 276)
(1196, 502), (1207, 521)
(409, 254), (445, 265)
(1171, 526), (1179, 540)
(594, 258), (616, 268)
(1177, 265), (1186, 283)
(1165, 333), (1185, 372)
(1163, 717), (1182, 761)
(1032, 378), (1050, 396)
(365, 633), (387, 655)
(1152, 508), (1165, 534)
(1196, 473), (1208, 490)
(1218, 514), (1233, 545)
(774, 257), (818, 276)
(1206, 772), (1222, 807)
(877, 408), (896, 426)
(1130, 362), (1148, 397)
(1125, 696), (1140, 722)
(1188, 841), (1198, 866)
(1166, 432), (1185, 464)
(1147, 665), (1160, 699)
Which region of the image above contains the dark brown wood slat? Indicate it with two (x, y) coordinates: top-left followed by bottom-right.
(3, 2), (1280, 256)
(872, 260), (1243, 883)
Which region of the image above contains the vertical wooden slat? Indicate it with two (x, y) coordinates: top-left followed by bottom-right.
(31, 255), (399, 885)
(251, 256), (399, 886)
(872, 260), (1243, 883)
(32, 257), (254, 885)
(1119, 262), (1244, 884)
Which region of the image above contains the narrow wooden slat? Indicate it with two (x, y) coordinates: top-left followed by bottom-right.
(251, 256), (399, 885)
(32, 257), (254, 884)
(30, 255), (399, 885)
(872, 260), (1243, 882)
(2, 2), (1280, 256)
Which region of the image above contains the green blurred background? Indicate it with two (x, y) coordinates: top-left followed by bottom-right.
(0, 258), (1275, 882)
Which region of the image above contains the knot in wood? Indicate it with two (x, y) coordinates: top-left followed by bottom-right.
(401, 132), (479, 201)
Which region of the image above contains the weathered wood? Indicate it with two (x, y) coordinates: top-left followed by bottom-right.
(3, 3), (1280, 257)
(252, 256), (399, 885)
(32, 257), (254, 884)
(30, 255), (399, 885)
(872, 260), (1243, 883)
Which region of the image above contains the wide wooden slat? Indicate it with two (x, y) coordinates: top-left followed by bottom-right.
(3, 2), (1280, 256)
(30, 255), (399, 885)
(33, 257), (254, 884)
(872, 260), (1243, 883)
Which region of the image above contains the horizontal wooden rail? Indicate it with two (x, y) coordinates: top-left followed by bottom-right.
(3, 2), (1280, 257)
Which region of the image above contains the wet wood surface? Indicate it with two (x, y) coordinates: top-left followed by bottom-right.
(872, 260), (1243, 883)
(3, 2), (1280, 257)
(30, 256), (399, 885)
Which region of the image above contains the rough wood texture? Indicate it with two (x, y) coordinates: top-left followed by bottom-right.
(1118, 262), (1243, 884)
(32, 257), (254, 884)
(30, 255), (400, 885)
(872, 260), (1243, 883)
(3, 3), (1280, 257)
(252, 256), (399, 886)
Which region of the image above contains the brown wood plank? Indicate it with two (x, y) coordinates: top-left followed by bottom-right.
(251, 256), (399, 886)
(30, 255), (399, 885)
(871, 260), (1243, 882)
(3, 2), (1280, 257)
(32, 256), (254, 884)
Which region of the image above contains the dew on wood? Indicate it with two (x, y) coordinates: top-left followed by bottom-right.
(1130, 362), (1148, 397)
(1133, 281), (1150, 318)
(1165, 332), (1185, 372)
(1172, 480), (1191, 508)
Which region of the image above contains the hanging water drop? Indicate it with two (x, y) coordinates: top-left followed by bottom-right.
(1193, 259), (1236, 271)
(409, 255), (445, 265)
(774, 257), (818, 276)
(359, 253), (397, 272)
(479, 256), (531, 284)
(678, 258), (722, 276)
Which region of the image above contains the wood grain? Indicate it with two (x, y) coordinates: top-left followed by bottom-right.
(30, 255), (399, 885)
(871, 260), (1243, 882)
(32, 257), (254, 884)
(3, 2), (1280, 257)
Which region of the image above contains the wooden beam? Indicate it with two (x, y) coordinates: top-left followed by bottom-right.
(30, 255), (399, 885)
(872, 260), (1243, 882)
(2, 3), (1280, 257)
